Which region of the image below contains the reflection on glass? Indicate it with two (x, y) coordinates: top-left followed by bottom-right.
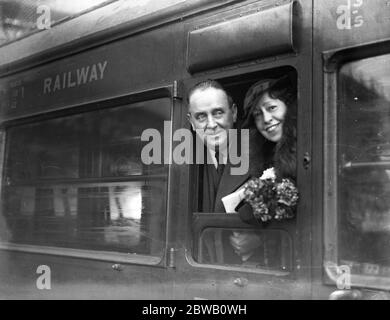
(196, 228), (292, 271)
(2, 98), (170, 257)
(338, 54), (390, 277)
(0, 0), (115, 45)
(0, 0), (192, 46)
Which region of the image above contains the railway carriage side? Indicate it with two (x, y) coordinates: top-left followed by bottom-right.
(0, 0), (389, 299)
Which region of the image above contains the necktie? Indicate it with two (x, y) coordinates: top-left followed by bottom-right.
(215, 150), (225, 176)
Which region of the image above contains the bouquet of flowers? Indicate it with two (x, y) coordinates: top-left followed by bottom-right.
(243, 168), (299, 222)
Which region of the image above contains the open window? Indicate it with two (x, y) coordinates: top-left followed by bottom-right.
(1, 97), (171, 263)
(190, 67), (298, 273)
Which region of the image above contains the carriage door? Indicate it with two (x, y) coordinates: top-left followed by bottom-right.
(315, 0), (390, 298)
(181, 0), (313, 299)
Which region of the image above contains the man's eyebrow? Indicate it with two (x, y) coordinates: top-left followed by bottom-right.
(210, 107), (227, 113)
(192, 107), (226, 116)
(193, 111), (206, 116)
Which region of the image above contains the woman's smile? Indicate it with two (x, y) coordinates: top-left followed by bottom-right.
(265, 122), (281, 133)
(254, 92), (287, 143)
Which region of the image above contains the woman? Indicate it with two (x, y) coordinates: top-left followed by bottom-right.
(236, 75), (297, 225)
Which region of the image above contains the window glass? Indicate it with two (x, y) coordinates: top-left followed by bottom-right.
(196, 228), (292, 271)
(338, 54), (390, 276)
(2, 98), (170, 258)
(0, 0), (116, 46)
(0, 0), (192, 47)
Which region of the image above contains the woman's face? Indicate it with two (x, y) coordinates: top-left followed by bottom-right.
(253, 91), (287, 143)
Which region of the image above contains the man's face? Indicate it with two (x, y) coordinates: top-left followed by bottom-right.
(188, 87), (237, 150)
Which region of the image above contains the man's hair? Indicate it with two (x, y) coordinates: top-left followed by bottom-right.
(187, 79), (234, 108)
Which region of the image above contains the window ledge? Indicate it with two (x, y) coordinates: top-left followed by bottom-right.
(0, 242), (163, 266)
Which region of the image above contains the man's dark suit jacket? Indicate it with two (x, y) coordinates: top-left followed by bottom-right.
(196, 128), (265, 265)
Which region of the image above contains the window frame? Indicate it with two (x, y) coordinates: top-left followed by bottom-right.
(323, 40), (390, 291)
(190, 212), (294, 276)
(0, 85), (175, 267)
(184, 66), (301, 277)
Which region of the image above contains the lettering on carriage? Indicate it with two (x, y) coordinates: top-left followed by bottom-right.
(43, 60), (108, 94)
(336, 0), (364, 30)
(9, 80), (24, 109)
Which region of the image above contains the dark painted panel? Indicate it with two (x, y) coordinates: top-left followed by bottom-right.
(0, 26), (179, 122)
(0, 250), (171, 299)
(187, 1), (296, 73)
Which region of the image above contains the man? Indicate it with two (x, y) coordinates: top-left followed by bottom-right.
(187, 80), (263, 264)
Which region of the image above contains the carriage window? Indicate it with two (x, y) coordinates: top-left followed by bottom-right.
(190, 68), (297, 272)
(1, 98), (170, 259)
(197, 228), (292, 271)
(338, 54), (390, 277)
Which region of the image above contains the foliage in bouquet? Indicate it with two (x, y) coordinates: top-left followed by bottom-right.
(243, 168), (299, 222)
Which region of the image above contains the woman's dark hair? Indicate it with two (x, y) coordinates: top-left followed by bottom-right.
(243, 75), (297, 181)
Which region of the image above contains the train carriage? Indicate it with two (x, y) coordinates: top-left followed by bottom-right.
(0, 0), (389, 299)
